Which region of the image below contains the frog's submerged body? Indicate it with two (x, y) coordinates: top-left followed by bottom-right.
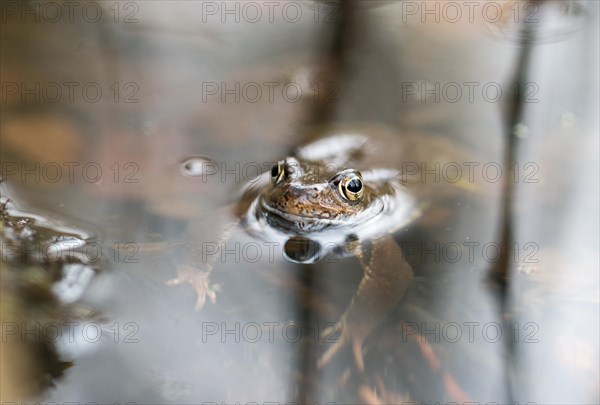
(170, 124), (475, 369)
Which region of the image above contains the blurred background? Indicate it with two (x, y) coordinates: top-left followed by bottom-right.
(1, 1), (598, 404)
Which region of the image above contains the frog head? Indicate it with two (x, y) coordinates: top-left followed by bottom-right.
(260, 157), (379, 232)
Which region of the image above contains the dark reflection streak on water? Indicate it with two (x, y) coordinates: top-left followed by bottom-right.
(298, 2), (349, 403)
(498, 1), (540, 402)
(303, 0), (349, 128)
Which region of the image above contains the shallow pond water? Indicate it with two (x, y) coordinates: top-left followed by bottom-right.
(1, 1), (598, 404)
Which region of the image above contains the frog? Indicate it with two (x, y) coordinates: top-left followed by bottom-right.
(168, 123), (477, 370)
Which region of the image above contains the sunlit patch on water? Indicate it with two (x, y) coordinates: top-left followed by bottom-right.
(52, 263), (96, 304)
(1, 193), (100, 303)
(0, 185), (110, 384)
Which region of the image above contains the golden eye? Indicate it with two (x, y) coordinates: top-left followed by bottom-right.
(271, 161), (284, 184)
(338, 174), (363, 201)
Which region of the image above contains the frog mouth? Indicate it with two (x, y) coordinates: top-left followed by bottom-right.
(259, 201), (344, 232)
(258, 198), (391, 234)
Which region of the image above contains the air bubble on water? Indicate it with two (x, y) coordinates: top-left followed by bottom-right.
(180, 155), (217, 178)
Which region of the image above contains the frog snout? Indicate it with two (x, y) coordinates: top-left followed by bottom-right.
(269, 185), (322, 214)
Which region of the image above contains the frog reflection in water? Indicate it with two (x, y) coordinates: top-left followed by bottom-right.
(169, 126), (470, 369)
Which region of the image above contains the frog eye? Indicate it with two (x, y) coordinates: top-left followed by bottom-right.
(338, 174), (363, 201)
(271, 160), (284, 184)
